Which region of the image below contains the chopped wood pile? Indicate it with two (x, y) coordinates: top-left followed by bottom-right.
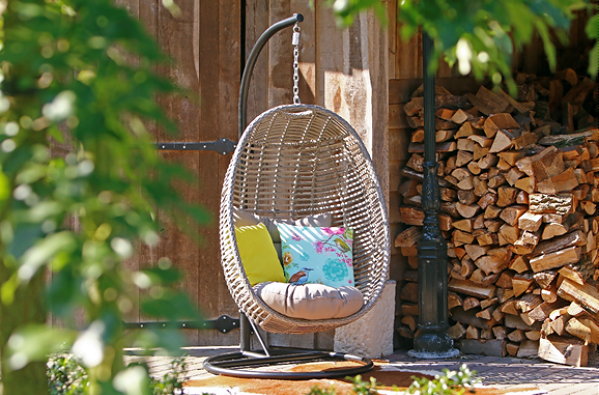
(395, 69), (599, 367)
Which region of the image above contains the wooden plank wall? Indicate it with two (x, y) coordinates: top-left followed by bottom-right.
(118, 0), (241, 346)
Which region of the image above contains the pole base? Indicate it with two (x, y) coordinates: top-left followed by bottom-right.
(409, 330), (460, 359)
(407, 348), (460, 359)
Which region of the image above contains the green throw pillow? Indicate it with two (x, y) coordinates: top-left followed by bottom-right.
(235, 223), (286, 286)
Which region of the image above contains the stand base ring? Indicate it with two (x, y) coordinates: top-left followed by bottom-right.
(203, 347), (374, 379)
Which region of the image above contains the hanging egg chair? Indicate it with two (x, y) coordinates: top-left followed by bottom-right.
(204, 14), (390, 379)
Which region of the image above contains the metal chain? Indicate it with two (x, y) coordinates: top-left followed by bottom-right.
(292, 23), (301, 104)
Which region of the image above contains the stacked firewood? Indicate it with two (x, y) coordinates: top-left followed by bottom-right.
(396, 70), (599, 366)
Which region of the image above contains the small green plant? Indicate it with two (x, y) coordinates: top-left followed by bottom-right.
(306, 374), (380, 395)
(304, 365), (479, 395)
(407, 364), (480, 395)
(47, 355), (189, 395)
(149, 356), (188, 395)
(349, 375), (379, 395)
(306, 386), (338, 395)
(47, 355), (89, 395)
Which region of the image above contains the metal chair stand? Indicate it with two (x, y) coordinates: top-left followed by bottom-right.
(203, 313), (374, 379)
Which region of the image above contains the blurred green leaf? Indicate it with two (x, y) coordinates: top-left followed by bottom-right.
(18, 231), (76, 281)
(7, 325), (75, 370)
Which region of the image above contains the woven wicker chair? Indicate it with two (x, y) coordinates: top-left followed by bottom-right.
(220, 104), (390, 334)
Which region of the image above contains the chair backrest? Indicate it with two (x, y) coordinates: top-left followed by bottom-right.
(220, 104), (390, 334)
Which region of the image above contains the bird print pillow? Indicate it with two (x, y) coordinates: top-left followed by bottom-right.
(277, 223), (354, 288)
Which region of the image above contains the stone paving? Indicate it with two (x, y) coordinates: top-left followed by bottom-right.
(130, 346), (599, 395)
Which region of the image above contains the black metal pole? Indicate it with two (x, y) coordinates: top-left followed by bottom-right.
(409, 32), (458, 359)
(238, 13), (304, 138)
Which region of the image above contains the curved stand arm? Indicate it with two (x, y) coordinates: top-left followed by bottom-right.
(238, 13), (304, 138)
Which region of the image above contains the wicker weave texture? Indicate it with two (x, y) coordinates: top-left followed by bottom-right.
(221, 104), (390, 334)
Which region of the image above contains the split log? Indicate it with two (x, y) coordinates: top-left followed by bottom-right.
(448, 322), (467, 339)
(507, 329), (526, 342)
(542, 223), (569, 240)
(529, 246), (582, 272)
(489, 129), (515, 153)
(463, 297), (481, 311)
(498, 224), (519, 245)
(506, 342), (519, 356)
(516, 293), (543, 313)
(505, 167), (525, 186)
(451, 109), (472, 124)
(538, 336), (588, 367)
(468, 135), (492, 148)
(468, 86), (511, 116)
(517, 340), (539, 358)
(513, 231), (539, 255)
(514, 177), (535, 194)
(541, 288), (559, 303)
(529, 193), (573, 215)
(464, 244), (488, 261)
(518, 211), (543, 232)
(458, 339), (506, 357)
(512, 273), (534, 297)
(527, 302), (561, 322)
(557, 279), (599, 314)
(558, 266), (586, 285)
(449, 279), (496, 299)
(474, 255), (508, 275)
(493, 326), (507, 340)
(456, 203), (480, 218)
(537, 168), (579, 194)
(499, 205), (527, 226)
(566, 317), (599, 344)
(475, 307), (493, 320)
(453, 218), (473, 233)
(456, 150), (473, 167)
(496, 271), (515, 288)
(505, 314), (541, 331)
(484, 205), (502, 220)
(509, 256), (529, 273)
(483, 113), (519, 138)
(496, 186), (518, 207)
(394, 226), (421, 248)
(533, 271), (558, 289)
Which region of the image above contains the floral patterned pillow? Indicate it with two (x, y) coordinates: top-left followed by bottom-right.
(277, 223), (354, 288)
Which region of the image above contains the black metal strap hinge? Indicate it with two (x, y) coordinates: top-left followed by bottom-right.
(124, 315), (240, 334)
(155, 138), (237, 155)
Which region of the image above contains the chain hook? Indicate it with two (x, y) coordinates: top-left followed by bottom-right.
(292, 22), (301, 104)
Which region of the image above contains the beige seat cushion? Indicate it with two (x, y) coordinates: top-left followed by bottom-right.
(254, 282), (363, 320)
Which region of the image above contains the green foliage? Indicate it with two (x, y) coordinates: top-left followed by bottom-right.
(47, 355), (188, 395)
(0, 0), (207, 392)
(306, 386), (337, 395)
(348, 374), (379, 395)
(327, 0), (596, 90)
(407, 364), (480, 395)
(48, 355), (89, 395)
(587, 6), (599, 76)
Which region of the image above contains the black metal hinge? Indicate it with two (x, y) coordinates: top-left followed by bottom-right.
(155, 138), (237, 155)
(124, 315), (240, 334)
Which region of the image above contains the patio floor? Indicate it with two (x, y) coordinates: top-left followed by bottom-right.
(129, 346), (599, 394)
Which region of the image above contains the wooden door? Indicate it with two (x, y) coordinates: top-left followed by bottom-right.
(118, 0), (241, 346)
